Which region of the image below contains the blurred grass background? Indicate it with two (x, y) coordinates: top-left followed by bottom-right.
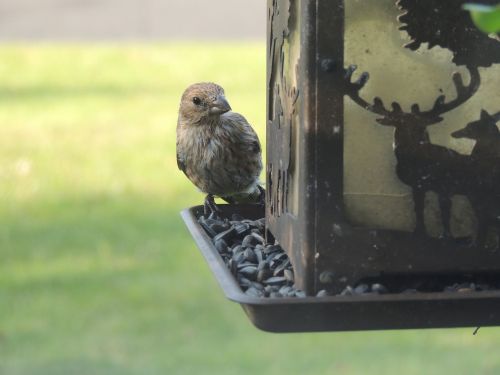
(1, 43), (500, 375)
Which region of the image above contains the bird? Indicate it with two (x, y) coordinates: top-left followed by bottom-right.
(176, 82), (264, 217)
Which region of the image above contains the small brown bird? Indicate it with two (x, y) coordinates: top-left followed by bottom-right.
(176, 82), (264, 216)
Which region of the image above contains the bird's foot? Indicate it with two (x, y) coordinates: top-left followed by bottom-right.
(204, 194), (222, 219)
(257, 185), (266, 205)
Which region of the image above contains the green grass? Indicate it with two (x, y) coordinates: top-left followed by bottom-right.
(1, 43), (500, 375)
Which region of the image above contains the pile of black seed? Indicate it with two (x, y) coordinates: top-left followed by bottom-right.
(198, 214), (498, 297)
(199, 214), (306, 298)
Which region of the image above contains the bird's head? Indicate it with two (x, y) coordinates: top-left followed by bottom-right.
(179, 82), (232, 124)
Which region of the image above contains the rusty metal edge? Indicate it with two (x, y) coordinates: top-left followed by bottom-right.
(180, 205), (500, 333)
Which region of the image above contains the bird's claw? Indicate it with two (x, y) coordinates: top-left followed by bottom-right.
(204, 194), (222, 219)
(257, 185), (266, 206)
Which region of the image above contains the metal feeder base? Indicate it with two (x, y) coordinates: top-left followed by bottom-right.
(181, 205), (500, 333)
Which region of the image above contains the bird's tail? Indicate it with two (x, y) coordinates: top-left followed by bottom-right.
(221, 185), (265, 205)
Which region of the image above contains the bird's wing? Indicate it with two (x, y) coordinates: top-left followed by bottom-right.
(251, 135), (261, 154)
(222, 112), (264, 205)
(226, 112), (262, 155)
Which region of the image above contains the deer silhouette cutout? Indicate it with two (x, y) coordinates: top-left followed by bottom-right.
(344, 65), (480, 238)
(452, 110), (500, 248)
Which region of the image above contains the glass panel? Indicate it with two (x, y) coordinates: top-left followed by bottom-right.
(343, 0), (500, 240)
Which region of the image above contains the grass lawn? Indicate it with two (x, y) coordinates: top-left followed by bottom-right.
(1, 43), (499, 375)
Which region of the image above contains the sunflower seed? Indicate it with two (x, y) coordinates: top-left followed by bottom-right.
(250, 232), (265, 244)
(316, 289), (329, 297)
(371, 283), (388, 294)
(264, 276), (287, 285)
(340, 286), (354, 296)
(245, 287), (264, 297)
(284, 269), (294, 282)
(250, 281), (265, 291)
(354, 283), (369, 294)
(228, 259), (237, 275)
(279, 286), (292, 295)
(242, 235), (258, 248)
(254, 247), (263, 263)
(233, 222), (250, 236)
(210, 223), (230, 233)
(199, 219), (217, 237)
(257, 260), (269, 271)
(213, 227), (235, 242)
(214, 239), (228, 253)
(232, 251), (245, 264)
(294, 290), (306, 298)
(231, 244), (242, 254)
(240, 266), (258, 279)
(243, 248), (257, 263)
(257, 268), (272, 282)
(238, 277), (252, 289)
(264, 244), (281, 254)
(273, 259), (290, 276)
(264, 285), (278, 293)
(231, 213), (245, 221)
(237, 262), (256, 270)
(319, 271), (335, 284)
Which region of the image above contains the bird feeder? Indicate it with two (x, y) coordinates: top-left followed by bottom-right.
(182, 0), (500, 332)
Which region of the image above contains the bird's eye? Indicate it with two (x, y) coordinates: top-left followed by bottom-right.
(192, 97), (201, 105)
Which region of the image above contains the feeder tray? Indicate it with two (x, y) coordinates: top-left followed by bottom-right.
(181, 205), (500, 333)
(181, 0), (500, 332)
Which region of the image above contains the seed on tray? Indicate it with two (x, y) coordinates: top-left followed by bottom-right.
(279, 286), (292, 295)
(240, 266), (258, 279)
(316, 289), (329, 297)
(213, 227), (235, 242)
(245, 287), (264, 297)
(264, 276), (287, 285)
(284, 269), (294, 283)
(354, 284), (369, 294)
(232, 251), (245, 264)
(242, 235), (258, 248)
(233, 222), (251, 236)
(294, 290), (306, 298)
(371, 283), (388, 294)
(243, 248), (257, 263)
(274, 259), (291, 277)
(214, 239), (228, 253)
(198, 214), (498, 298)
(257, 268), (272, 283)
(341, 286), (354, 296)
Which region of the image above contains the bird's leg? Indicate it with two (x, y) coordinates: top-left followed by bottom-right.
(204, 194), (222, 218)
(257, 185), (266, 205)
(222, 196), (236, 205)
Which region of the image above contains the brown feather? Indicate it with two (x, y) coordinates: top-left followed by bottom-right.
(176, 83), (263, 202)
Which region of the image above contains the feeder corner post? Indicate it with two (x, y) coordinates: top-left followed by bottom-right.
(266, 0), (500, 296)
(266, 0), (346, 295)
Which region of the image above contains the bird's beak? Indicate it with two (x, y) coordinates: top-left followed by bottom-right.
(209, 95), (231, 115)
